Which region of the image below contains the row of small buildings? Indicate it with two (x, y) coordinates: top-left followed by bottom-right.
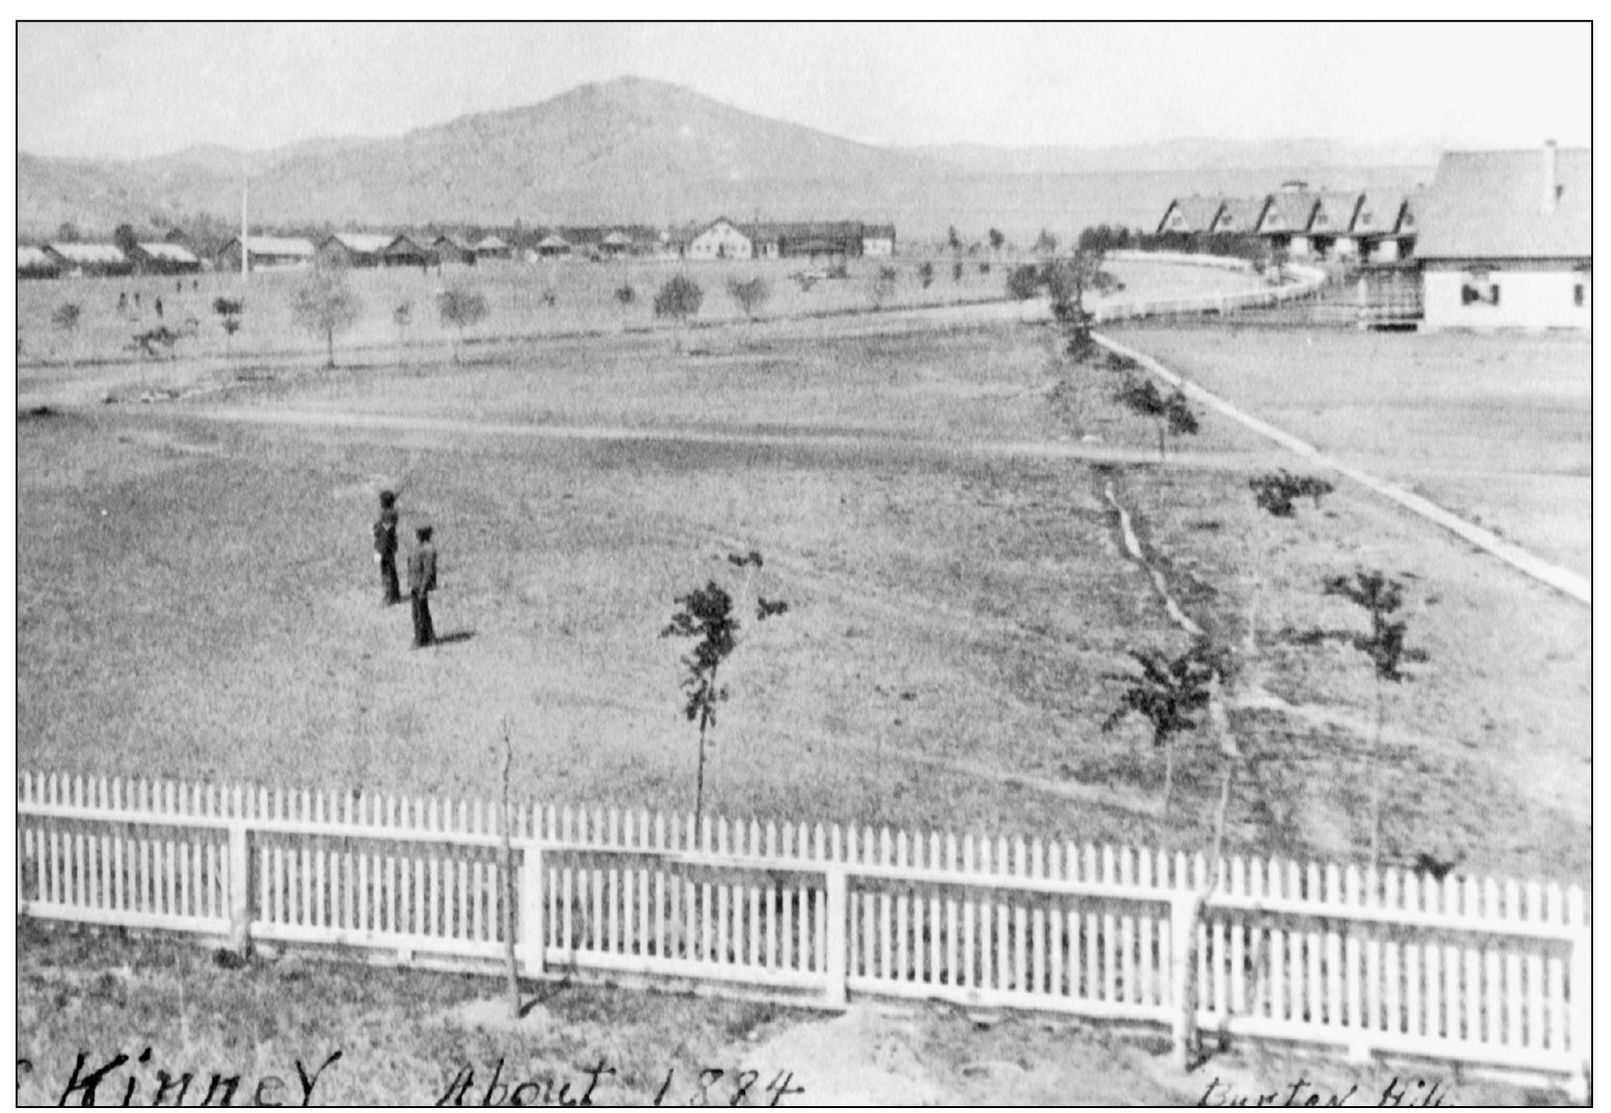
(19, 217), (898, 278)
(1156, 185), (1417, 263)
(1158, 142), (1590, 331)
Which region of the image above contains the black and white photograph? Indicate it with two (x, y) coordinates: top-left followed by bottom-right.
(13, 20), (1593, 1105)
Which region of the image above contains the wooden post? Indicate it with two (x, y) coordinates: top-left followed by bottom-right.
(824, 865), (848, 1006)
(519, 844), (546, 977)
(1567, 886), (1590, 1103)
(1170, 892), (1203, 1070)
(227, 817), (252, 955)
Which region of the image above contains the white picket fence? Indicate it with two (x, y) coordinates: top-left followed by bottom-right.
(16, 772), (1590, 1095)
(1094, 255), (1328, 323)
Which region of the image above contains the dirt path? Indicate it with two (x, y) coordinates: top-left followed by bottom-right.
(1094, 332), (1591, 606)
(155, 403), (1305, 476)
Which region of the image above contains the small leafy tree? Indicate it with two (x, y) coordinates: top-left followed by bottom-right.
(868, 266), (898, 310)
(437, 286), (489, 364)
(1102, 642), (1221, 815)
(1115, 376), (1199, 458)
(946, 225), (962, 254)
(1323, 570), (1414, 868)
(1005, 263), (1042, 301)
(725, 276), (772, 322)
(51, 304), (82, 369)
(1033, 228), (1059, 257)
(1249, 471), (1335, 518)
(1045, 249), (1113, 360)
(951, 261), (964, 284)
(213, 297), (244, 357)
(987, 227), (1006, 254)
(614, 283), (636, 307)
(392, 301), (413, 358)
(917, 261), (935, 289)
(653, 274), (704, 351)
(113, 223), (139, 257)
(292, 264), (362, 369)
(661, 552), (789, 826)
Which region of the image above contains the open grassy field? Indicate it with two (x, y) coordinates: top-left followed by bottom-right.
(17, 268), (1590, 1103)
(17, 289), (1589, 884)
(1101, 321), (1592, 580)
(14, 253), (1259, 372)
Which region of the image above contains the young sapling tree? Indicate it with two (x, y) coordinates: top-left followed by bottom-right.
(653, 275), (704, 352)
(1323, 569), (1414, 868)
(437, 286), (489, 364)
(51, 303), (82, 369)
(213, 297), (244, 357)
(292, 264), (363, 369)
(661, 552), (788, 827)
(1102, 641), (1221, 817)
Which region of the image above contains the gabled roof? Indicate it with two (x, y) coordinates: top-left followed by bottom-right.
(474, 234), (510, 250)
(1309, 192), (1363, 234)
(382, 235), (431, 254)
(324, 232), (394, 255)
(600, 231), (631, 247)
(46, 242), (127, 264)
(1157, 196), (1225, 235)
(236, 236), (317, 257)
(1210, 197), (1268, 233)
(1350, 192), (1414, 236)
(136, 242), (199, 263)
(434, 234), (475, 251)
(536, 234), (571, 249)
(863, 224), (897, 239)
(1256, 190), (1320, 235)
(1415, 147), (1590, 260)
(18, 246), (56, 269)
(696, 217), (747, 237)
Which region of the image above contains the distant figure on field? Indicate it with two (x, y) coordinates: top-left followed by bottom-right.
(372, 490), (401, 606)
(117, 291), (128, 314)
(407, 526), (438, 648)
(133, 292), (141, 309)
(176, 279), (183, 294)
(154, 297), (163, 319)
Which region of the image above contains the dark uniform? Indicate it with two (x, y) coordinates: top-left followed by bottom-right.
(407, 528), (438, 648)
(373, 492), (401, 605)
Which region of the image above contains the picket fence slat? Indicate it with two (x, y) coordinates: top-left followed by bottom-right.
(13, 772), (1589, 1094)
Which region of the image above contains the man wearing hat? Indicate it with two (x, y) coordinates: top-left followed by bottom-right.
(407, 525), (439, 648)
(372, 490), (401, 606)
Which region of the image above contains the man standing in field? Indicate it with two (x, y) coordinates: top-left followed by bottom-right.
(408, 525), (438, 649)
(372, 490), (401, 606)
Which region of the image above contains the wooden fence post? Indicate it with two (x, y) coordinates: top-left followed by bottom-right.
(227, 818), (252, 955)
(824, 866), (848, 1006)
(519, 845), (546, 976)
(1567, 886), (1590, 1103)
(1170, 892), (1203, 1070)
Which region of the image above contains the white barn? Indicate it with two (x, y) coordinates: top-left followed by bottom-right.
(1415, 143), (1589, 332)
(687, 218), (753, 261)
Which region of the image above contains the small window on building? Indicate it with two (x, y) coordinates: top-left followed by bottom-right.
(1574, 283), (1586, 307)
(1461, 281), (1500, 307)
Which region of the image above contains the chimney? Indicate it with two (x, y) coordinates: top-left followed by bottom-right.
(1543, 139), (1559, 215)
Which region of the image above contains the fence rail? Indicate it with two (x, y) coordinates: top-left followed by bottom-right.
(15, 772), (1589, 1094)
(1094, 256), (1328, 323)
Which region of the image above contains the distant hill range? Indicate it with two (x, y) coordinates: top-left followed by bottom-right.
(902, 137), (1448, 177)
(18, 76), (1436, 243)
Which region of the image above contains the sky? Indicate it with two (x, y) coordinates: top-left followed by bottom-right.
(16, 21), (1594, 160)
